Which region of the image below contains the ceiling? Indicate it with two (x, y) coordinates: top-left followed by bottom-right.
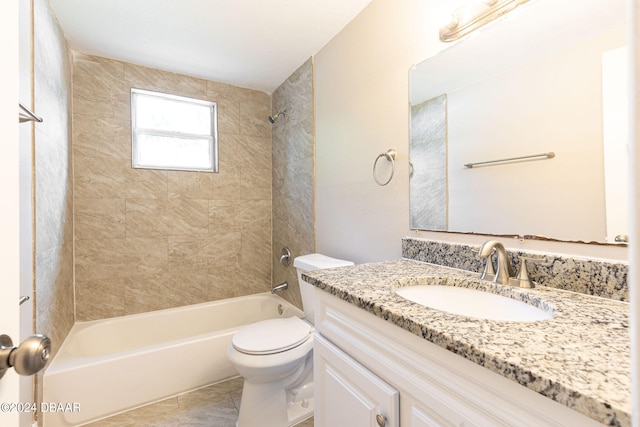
(48, 0), (373, 93)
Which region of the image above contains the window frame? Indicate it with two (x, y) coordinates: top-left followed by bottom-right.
(131, 88), (218, 172)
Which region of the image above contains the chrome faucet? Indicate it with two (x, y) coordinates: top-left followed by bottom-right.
(478, 241), (514, 285)
(271, 282), (288, 294)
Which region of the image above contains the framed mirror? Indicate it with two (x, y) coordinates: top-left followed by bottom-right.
(409, 0), (628, 244)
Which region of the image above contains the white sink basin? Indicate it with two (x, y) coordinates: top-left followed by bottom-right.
(395, 285), (553, 322)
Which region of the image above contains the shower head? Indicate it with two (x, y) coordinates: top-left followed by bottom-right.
(268, 111), (286, 124)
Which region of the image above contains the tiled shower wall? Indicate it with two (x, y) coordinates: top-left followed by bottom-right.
(34, 0), (74, 404)
(72, 54), (273, 321)
(271, 59), (315, 309)
(409, 94), (447, 231)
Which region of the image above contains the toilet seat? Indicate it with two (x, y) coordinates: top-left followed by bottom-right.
(232, 316), (312, 355)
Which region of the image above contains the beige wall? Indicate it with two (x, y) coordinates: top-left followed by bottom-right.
(314, 0), (417, 263)
(72, 54), (273, 321)
(271, 58), (315, 309)
(314, 0), (628, 262)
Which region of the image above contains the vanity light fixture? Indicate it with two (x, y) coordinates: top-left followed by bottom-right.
(439, 0), (529, 42)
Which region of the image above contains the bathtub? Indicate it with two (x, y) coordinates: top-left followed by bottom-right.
(42, 293), (304, 426)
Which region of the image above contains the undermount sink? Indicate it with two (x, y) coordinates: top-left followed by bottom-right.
(395, 283), (553, 322)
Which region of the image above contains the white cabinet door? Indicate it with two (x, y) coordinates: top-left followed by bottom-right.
(314, 334), (399, 427)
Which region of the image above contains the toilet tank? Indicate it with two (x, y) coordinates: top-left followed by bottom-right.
(293, 254), (354, 322)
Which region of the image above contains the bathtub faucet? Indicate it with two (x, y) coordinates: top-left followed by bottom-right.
(271, 282), (288, 294)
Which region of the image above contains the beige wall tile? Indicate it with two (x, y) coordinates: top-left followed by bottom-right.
(75, 198), (126, 240)
(210, 166), (242, 201)
(127, 167), (169, 199)
(168, 233), (241, 271)
(73, 91), (130, 121)
(74, 156), (129, 198)
(124, 63), (207, 97)
(72, 54), (273, 320)
(240, 167), (271, 200)
(74, 156), (168, 199)
(73, 66), (129, 106)
(75, 277), (126, 321)
(126, 198), (209, 237)
(207, 199), (271, 233)
(73, 115), (131, 160)
(167, 269), (209, 306)
(241, 220), (272, 290)
(73, 52), (124, 81)
(206, 80), (240, 101)
(207, 264), (249, 300)
(216, 99), (241, 135)
(126, 199), (173, 237)
(208, 200), (242, 232)
(75, 237), (168, 282)
(167, 171), (214, 199)
(238, 87), (270, 105)
(240, 100), (271, 138)
(237, 199), (271, 226)
(123, 273), (174, 315)
(169, 199), (210, 236)
(219, 133), (271, 170)
(206, 81), (242, 134)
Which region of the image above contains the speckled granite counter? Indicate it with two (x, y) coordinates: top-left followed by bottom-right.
(303, 259), (630, 426)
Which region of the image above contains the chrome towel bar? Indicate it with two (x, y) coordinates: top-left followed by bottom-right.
(464, 152), (554, 168)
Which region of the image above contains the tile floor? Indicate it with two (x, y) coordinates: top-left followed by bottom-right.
(86, 377), (314, 427)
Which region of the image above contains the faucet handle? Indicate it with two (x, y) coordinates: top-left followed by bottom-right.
(516, 256), (543, 288)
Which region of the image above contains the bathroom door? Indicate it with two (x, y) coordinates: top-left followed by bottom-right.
(0, 0), (34, 426)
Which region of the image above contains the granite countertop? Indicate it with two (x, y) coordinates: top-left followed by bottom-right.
(303, 259), (631, 427)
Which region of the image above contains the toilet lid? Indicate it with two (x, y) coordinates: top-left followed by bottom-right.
(232, 316), (312, 355)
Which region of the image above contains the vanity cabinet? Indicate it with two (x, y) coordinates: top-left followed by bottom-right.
(315, 334), (399, 427)
(312, 289), (605, 427)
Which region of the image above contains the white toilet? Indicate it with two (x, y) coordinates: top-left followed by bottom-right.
(227, 253), (354, 427)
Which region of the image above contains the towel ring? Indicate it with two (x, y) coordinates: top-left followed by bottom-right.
(373, 149), (396, 186)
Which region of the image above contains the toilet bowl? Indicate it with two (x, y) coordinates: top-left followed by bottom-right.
(227, 253), (354, 427)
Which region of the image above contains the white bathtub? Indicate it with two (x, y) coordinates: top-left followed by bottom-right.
(42, 293), (304, 426)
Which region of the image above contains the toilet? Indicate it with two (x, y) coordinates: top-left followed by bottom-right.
(227, 253), (354, 427)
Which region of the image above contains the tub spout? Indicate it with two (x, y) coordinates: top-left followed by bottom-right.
(271, 282), (288, 294)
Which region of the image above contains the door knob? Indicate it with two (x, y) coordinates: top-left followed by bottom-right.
(376, 414), (387, 427)
(0, 334), (51, 380)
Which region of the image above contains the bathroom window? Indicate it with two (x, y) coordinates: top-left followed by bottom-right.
(131, 88), (218, 172)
